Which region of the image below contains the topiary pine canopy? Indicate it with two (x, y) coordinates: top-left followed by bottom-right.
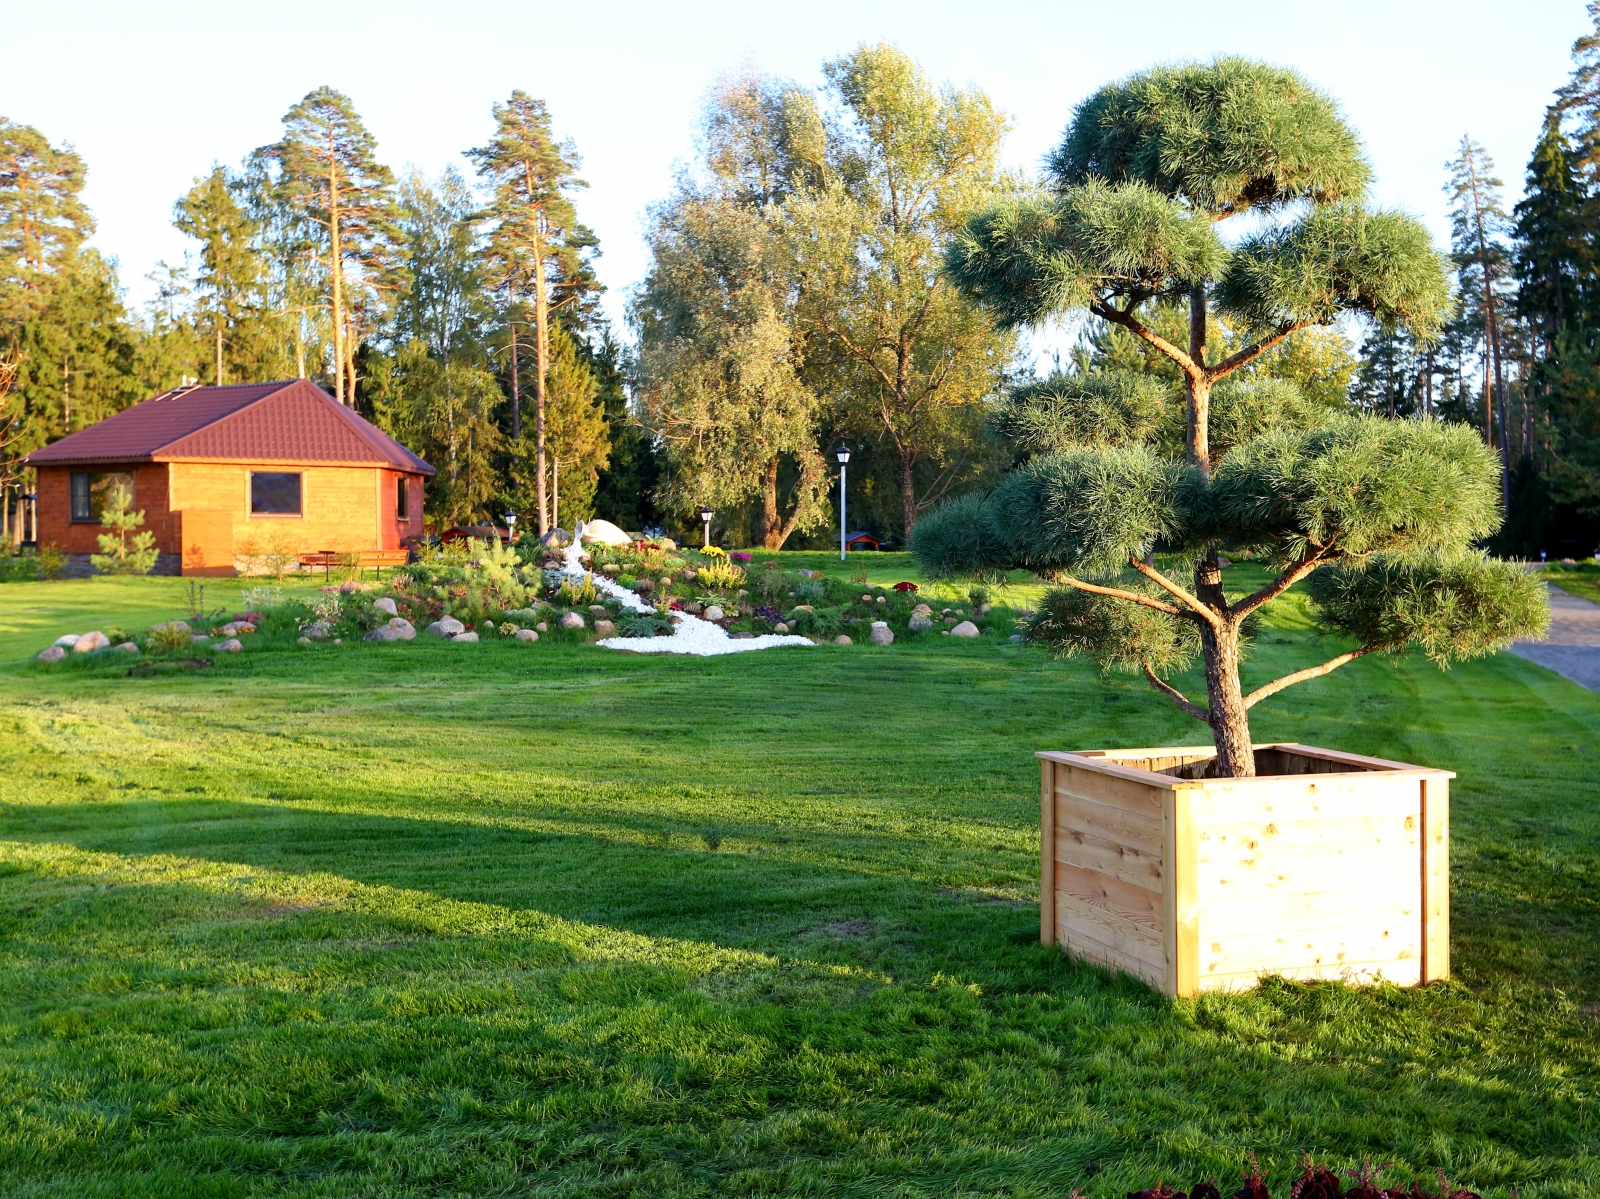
(913, 58), (1548, 778)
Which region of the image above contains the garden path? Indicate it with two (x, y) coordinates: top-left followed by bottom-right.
(1509, 584), (1600, 693)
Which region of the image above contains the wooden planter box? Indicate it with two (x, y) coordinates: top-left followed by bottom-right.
(1037, 743), (1453, 997)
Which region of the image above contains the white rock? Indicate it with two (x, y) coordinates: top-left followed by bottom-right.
(772, 622), (788, 634)
(297, 636), (313, 645)
(72, 631), (110, 653)
(703, 605), (724, 622)
(214, 638), (243, 653)
(578, 518), (633, 547)
(950, 621), (980, 637)
(114, 642), (140, 654)
(833, 635), (853, 646)
(535, 621), (548, 632)
(453, 631), (479, 642)
(364, 618), (415, 642)
(594, 620), (616, 636)
(908, 613), (934, 633)
(37, 645), (66, 662)
(868, 621), (894, 647)
(514, 628), (539, 642)
(373, 597), (399, 616)
(560, 612), (585, 629)
(52, 634), (80, 648)
(425, 617), (466, 638)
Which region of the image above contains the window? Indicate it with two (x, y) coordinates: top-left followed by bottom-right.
(250, 472), (302, 515)
(70, 472), (134, 522)
(396, 475), (410, 521)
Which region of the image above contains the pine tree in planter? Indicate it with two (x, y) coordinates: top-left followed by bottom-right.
(915, 59), (1549, 779)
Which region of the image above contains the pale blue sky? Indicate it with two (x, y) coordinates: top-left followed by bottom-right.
(3, 0), (1591, 343)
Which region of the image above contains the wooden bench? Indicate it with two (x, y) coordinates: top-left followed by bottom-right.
(297, 549), (411, 579)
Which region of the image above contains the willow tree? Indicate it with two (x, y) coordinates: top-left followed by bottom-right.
(915, 59), (1547, 777)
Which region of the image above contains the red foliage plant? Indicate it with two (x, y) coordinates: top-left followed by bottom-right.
(893, 581), (918, 592)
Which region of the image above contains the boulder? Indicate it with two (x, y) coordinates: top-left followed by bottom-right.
(425, 617), (466, 638)
(114, 642), (140, 654)
(37, 645), (66, 662)
(453, 631), (480, 643)
(868, 621), (894, 647)
(683, 602), (703, 615)
(772, 622), (788, 634)
(833, 635), (853, 646)
(364, 618), (415, 642)
(373, 597), (399, 616)
(703, 605), (725, 622)
(52, 634), (80, 648)
(297, 636), (314, 645)
(950, 621), (980, 637)
(72, 631), (110, 653)
(535, 621), (549, 632)
(540, 527), (572, 548)
(908, 613), (934, 634)
(578, 518), (633, 547)
(300, 621), (332, 641)
(912, 603), (932, 615)
(214, 638), (243, 653)
(559, 612), (586, 629)
(514, 628), (539, 642)
(588, 604), (610, 616)
(594, 620), (616, 636)
(601, 563), (621, 575)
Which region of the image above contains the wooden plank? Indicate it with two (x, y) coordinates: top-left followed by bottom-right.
(1037, 751), (1193, 793)
(1040, 759), (1056, 946)
(1055, 824), (1164, 889)
(1198, 890), (1419, 935)
(1054, 891), (1165, 973)
(1199, 924), (1420, 980)
(1054, 860), (1163, 931)
(1197, 846), (1422, 900)
(1054, 925), (1164, 988)
(1199, 958), (1424, 991)
(1057, 764), (1169, 818)
(1171, 787), (1198, 999)
(1053, 791), (1165, 859)
(1266, 743), (1455, 779)
(1421, 778), (1450, 982)
(1191, 775), (1424, 823)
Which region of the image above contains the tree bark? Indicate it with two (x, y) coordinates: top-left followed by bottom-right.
(509, 321), (521, 442)
(760, 456), (782, 549)
(329, 150), (345, 406)
(898, 449), (917, 541)
(534, 223), (550, 535)
(1187, 283), (1211, 477)
(1194, 552), (1254, 776)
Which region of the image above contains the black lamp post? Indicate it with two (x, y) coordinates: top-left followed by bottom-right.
(835, 445), (851, 561)
(699, 506), (714, 549)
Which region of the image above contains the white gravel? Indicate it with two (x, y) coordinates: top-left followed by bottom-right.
(559, 528), (814, 657)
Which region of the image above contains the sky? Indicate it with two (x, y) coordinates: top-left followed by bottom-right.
(2, 0), (1593, 346)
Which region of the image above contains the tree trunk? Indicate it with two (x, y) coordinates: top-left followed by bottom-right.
(1195, 552), (1254, 777)
(330, 160), (345, 406)
(760, 456), (782, 549)
(509, 321), (521, 442)
(898, 449), (917, 541)
(1187, 283), (1211, 477)
(534, 227), (550, 535)
(215, 320), (224, 386)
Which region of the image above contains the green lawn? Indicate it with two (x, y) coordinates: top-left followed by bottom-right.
(1, 561), (1598, 1197)
(1545, 562), (1600, 605)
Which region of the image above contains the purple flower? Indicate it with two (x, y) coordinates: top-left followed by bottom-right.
(754, 605), (782, 622)
(730, 552), (752, 564)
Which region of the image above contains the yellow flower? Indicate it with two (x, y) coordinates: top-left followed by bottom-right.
(699, 545), (728, 558)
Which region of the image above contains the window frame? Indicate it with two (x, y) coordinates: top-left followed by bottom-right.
(249, 471), (303, 518)
(396, 474), (410, 522)
(70, 471), (135, 523)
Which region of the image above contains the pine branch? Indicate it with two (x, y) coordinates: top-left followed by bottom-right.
(1206, 320), (1316, 381)
(1143, 663), (1210, 721)
(1127, 556), (1220, 625)
(1089, 298), (1203, 380)
(1242, 646), (1381, 709)
(1058, 575), (1185, 617)
(1227, 543), (1335, 619)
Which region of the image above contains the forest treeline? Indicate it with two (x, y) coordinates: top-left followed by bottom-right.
(6, 22), (1600, 552)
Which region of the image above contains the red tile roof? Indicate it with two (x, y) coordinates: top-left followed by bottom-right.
(24, 380), (434, 475)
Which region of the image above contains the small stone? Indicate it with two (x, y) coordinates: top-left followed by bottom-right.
(876, 596), (886, 604)
(589, 604), (609, 616)
(1010, 633), (1025, 644)
(300, 621), (332, 641)
(297, 636), (313, 645)
(560, 612), (586, 629)
(703, 605), (724, 622)
(772, 622), (788, 634)
(478, 621), (496, 634)
(190, 633), (211, 645)
(535, 621), (548, 632)
(37, 645), (66, 662)
(659, 538), (677, 551)
(833, 635), (853, 646)
(373, 597), (399, 616)
(332, 638), (342, 644)
(868, 621), (894, 647)
(602, 563), (621, 575)
(912, 603), (932, 615)
(659, 576), (673, 587)
(908, 613), (934, 633)
(860, 594), (872, 602)
(950, 621), (980, 637)
(453, 631), (480, 642)
(114, 642), (139, 654)
(944, 616), (956, 624)
(52, 634), (80, 648)
(425, 617), (466, 638)
(683, 602), (703, 615)
(214, 638), (243, 653)
(72, 631), (110, 653)
(730, 631), (756, 639)
(514, 628), (539, 642)
(594, 620), (616, 636)
(976, 603), (992, 617)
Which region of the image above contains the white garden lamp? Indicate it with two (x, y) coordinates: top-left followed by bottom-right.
(699, 506), (714, 549)
(835, 445), (850, 561)
(504, 511), (517, 542)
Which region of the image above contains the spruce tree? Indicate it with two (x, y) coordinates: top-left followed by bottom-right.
(918, 59), (1548, 777)
(468, 92), (599, 534)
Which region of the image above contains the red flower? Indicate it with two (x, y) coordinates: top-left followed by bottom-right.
(893, 581), (918, 592)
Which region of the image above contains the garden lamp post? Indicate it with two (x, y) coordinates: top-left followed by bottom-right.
(699, 506), (714, 549)
(835, 445), (850, 561)
(504, 511), (517, 543)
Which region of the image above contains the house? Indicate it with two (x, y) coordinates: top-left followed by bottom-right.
(24, 380), (434, 577)
(844, 530), (883, 551)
